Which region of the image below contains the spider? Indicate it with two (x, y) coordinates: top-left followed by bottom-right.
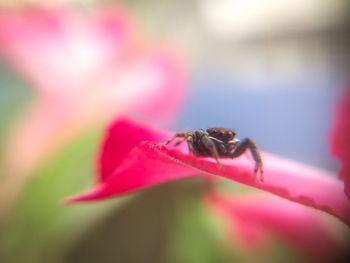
(165, 128), (264, 182)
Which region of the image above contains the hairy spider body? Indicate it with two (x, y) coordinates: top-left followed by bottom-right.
(165, 128), (264, 182)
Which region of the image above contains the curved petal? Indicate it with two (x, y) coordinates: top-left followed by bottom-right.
(66, 118), (350, 227)
(331, 87), (350, 201)
(65, 142), (197, 203)
(206, 192), (350, 262)
(98, 117), (172, 181)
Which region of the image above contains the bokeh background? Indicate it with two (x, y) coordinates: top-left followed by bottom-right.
(0, 0), (349, 263)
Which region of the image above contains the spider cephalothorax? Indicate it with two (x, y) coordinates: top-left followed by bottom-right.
(165, 128), (264, 182)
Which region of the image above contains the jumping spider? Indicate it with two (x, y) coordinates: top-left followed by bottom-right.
(165, 128), (264, 182)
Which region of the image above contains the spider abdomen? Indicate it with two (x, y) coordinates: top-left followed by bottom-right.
(206, 128), (236, 142)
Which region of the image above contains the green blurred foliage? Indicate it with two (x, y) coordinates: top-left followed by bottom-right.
(168, 186), (233, 263)
(169, 183), (307, 263)
(62, 179), (198, 263)
(0, 124), (123, 263)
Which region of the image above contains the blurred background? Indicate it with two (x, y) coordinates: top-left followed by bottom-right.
(0, 0), (349, 263)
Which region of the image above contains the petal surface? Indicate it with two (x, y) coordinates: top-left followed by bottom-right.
(66, 118), (350, 227)
(98, 117), (172, 181)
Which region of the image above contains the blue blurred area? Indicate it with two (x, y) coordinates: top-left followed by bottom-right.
(177, 73), (344, 172)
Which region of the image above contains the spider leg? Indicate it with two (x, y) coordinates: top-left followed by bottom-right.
(208, 136), (228, 153)
(165, 132), (187, 145)
(201, 135), (222, 168)
(186, 136), (195, 154)
(229, 138), (264, 182)
(174, 136), (187, 146)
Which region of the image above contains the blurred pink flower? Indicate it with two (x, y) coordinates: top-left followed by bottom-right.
(0, 6), (186, 175)
(206, 191), (349, 262)
(66, 117), (350, 228)
(0, 6), (186, 213)
(331, 87), (350, 201)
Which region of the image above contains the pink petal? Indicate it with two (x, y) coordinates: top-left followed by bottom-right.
(0, 6), (136, 96)
(66, 118), (350, 227)
(66, 142), (198, 202)
(98, 117), (172, 181)
(67, 117), (196, 202)
(331, 87), (350, 200)
(132, 45), (187, 120)
(206, 192), (349, 262)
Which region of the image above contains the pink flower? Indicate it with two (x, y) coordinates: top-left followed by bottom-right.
(66, 113), (350, 262)
(206, 191), (350, 262)
(64, 89), (350, 261)
(66, 117), (350, 228)
(0, 6), (186, 213)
